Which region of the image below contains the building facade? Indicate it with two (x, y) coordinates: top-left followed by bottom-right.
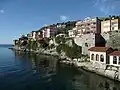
(74, 33), (95, 55)
(101, 17), (120, 33)
(109, 51), (120, 66)
(40, 26), (57, 38)
(88, 47), (113, 68)
(74, 33), (106, 55)
(44, 28), (50, 38)
(74, 17), (101, 37)
(32, 31), (37, 40)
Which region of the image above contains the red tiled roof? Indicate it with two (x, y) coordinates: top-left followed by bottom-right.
(109, 51), (120, 56)
(88, 47), (111, 52)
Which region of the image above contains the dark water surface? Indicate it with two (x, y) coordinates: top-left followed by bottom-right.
(0, 45), (120, 90)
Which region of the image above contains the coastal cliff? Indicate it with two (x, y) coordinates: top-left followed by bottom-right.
(13, 35), (83, 61)
(12, 16), (120, 83)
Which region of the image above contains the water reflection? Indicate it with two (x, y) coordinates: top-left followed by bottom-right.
(2, 50), (120, 90)
(72, 68), (120, 90)
(14, 51), (57, 77)
(13, 51), (80, 90)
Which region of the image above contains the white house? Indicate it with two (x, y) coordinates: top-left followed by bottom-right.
(109, 51), (120, 66)
(32, 31), (37, 40)
(88, 47), (113, 68)
(68, 28), (76, 37)
(42, 30), (45, 38)
(45, 28), (50, 38)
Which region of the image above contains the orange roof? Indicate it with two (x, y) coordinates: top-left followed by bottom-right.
(109, 51), (120, 56)
(88, 47), (111, 52)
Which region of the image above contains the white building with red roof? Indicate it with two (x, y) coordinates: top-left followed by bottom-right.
(88, 46), (120, 68)
(88, 47), (113, 69)
(109, 51), (120, 66)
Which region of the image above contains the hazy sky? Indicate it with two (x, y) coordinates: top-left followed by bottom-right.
(0, 0), (120, 44)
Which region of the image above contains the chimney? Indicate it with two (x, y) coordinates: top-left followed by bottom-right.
(96, 17), (101, 34)
(109, 15), (112, 32)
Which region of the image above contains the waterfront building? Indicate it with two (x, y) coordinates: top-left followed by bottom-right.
(109, 51), (120, 66)
(101, 16), (120, 33)
(88, 47), (113, 67)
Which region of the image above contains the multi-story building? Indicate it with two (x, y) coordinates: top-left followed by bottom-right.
(35, 30), (43, 40)
(41, 26), (57, 38)
(27, 31), (37, 40)
(44, 28), (50, 38)
(68, 17), (101, 37)
(49, 27), (57, 37)
(101, 17), (120, 33)
(32, 31), (37, 40)
(75, 17), (101, 35)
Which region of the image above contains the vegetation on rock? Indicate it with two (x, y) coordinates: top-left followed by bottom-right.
(55, 36), (82, 59)
(107, 31), (120, 50)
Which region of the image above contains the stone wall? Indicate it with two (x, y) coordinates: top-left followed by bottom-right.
(74, 33), (106, 55)
(74, 33), (95, 55)
(102, 31), (120, 50)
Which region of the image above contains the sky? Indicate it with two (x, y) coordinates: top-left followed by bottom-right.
(0, 0), (120, 44)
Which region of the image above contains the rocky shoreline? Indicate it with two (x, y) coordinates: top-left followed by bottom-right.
(9, 47), (68, 60)
(10, 47), (120, 82)
(60, 59), (120, 82)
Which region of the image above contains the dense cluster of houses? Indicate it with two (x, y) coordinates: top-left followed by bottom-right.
(14, 15), (120, 67)
(68, 16), (120, 37)
(68, 16), (120, 68)
(14, 23), (67, 46)
(27, 24), (66, 41)
(70, 16), (120, 67)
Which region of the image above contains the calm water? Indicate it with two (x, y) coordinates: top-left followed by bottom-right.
(0, 45), (120, 90)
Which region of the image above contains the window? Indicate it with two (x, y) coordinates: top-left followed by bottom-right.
(113, 56), (117, 64)
(112, 27), (114, 30)
(87, 24), (90, 26)
(118, 57), (120, 65)
(85, 43), (88, 47)
(100, 55), (104, 62)
(96, 54), (99, 61)
(111, 22), (118, 25)
(91, 54), (94, 60)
